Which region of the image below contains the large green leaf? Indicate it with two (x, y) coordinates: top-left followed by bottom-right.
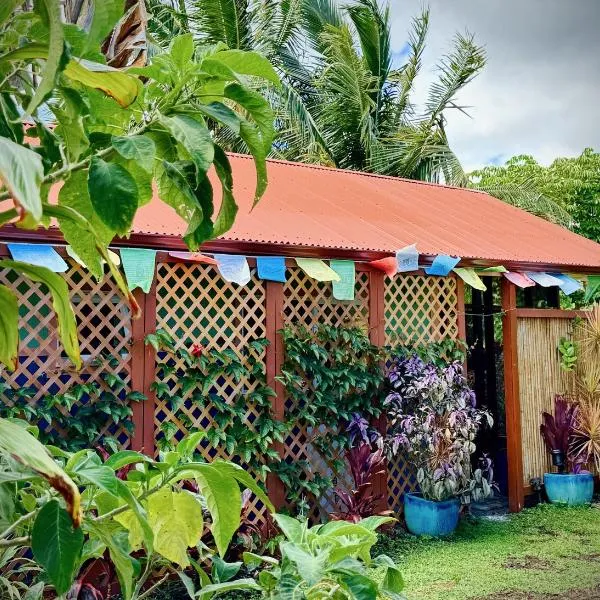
(31, 500), (84, 595)
(0, 137), (43, 222)
(0, 261), (81, 369)
(112, 135), (156, 173)
(338, 572), (378, 600)
(58, 170), (113, 279)
(26, 0), (65, 116)
(0, 284), (18, 370)
(197, 579), (261, 599)
(158, 114), (214, 176)
(211, 147), (237, 237)
(85, 0), (125, 54)
(281, 543), (327, 586)
(214, 49), (280, 85)
(0, 0), (20, 27)
(88, 156), (138, 235)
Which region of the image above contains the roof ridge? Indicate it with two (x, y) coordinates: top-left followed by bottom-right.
(226, 152), (492, 196)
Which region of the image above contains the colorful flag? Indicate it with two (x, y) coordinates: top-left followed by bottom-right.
(504, 272), (535, 288)
(425, 255), (461, 276)
(331, 260), (355, 300)
(453, 267), (487, 291)
(479, 265), (508, 273)
(525, 272), (561, 287)
(396, 244), (419, 273)
(295, 258), (341, 282)
(214, 254), (251, 285)
(120, 248), (157, 293)
(369, 256), (397, 277)
(7, 243), (67, 273)
(168, 251), (217, 265)
(257, 256), (286, 283)
(552, 273), (583, 296)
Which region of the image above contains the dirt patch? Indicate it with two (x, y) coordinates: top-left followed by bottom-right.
(576, 553), (600, 562)
(477, 585), (600, 599)
(503, 555), (553, 570)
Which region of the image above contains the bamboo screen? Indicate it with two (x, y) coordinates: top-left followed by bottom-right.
(383, 273), (460, 513)
(517, 316), (573, 484)
(0, 259), (134, 447)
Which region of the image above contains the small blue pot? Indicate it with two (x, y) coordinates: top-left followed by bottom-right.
(404, 493), (461, 537)
(544, 472), (594, 506)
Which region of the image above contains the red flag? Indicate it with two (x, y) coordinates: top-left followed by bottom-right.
(370, 256), (398, 277)
(168, 251), (218, 265)
(504, 272), (535, 288)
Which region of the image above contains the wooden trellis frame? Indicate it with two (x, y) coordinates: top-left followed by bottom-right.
(0, 248), (464, 520)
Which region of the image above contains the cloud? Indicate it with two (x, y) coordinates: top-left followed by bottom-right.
(388, 0), (600, 171)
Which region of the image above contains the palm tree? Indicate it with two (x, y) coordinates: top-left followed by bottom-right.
(145, 0), (485, 184)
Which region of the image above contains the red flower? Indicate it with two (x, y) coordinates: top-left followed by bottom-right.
(191, 343), (204, 357)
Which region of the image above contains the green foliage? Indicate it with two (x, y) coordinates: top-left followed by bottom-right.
(274, 324), (387, 507)
(0, 355), (146, 452)
(558, 337), (578, 372)
(389, 337), (467, 367)
(0, 3), (278, 370)
(0, 419), (273, 599)
(146, 330), (285, 480)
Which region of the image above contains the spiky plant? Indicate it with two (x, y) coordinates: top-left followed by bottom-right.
(572, 398), (600, 472)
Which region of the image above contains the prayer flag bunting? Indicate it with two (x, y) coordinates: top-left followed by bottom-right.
(396, 244), (419, 273)
(66, 246), (121, 268)
(425, 254), (460, 276)
(295, 258), (341, 282)
(257, 256), (286, 283)
(120, 248), (157, 293)
(525, 272), (561, 287)
(453, 267), (487, 291)
(504, 272), (535, 288)
(8, 243), (67, 273)
(214, 254), (251, 285)
(331, 260), (355, 300)
(553, 273), (583, 296)
(584, 275), (600, 303)
(369, 256), (397, 277)
(168, 251), (217, 265)
(479, 265), (508, 273)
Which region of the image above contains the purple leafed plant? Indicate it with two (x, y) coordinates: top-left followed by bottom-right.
(331, 442), (392, 522)
(540, 394), (583, 473)
(384, 353), (494, 503)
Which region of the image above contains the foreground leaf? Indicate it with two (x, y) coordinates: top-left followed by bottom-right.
(0, 284), (18, 370)
(0, 260), (81, 369)
(0, 418), (81, 525)
(31, 500), (84, 595)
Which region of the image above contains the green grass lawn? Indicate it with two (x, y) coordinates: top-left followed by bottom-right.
(374, 503), (600, 599)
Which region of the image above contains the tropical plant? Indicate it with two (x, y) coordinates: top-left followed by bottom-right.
(0, 2), (277, 371)
(384, 354), (494, 502)
(540, 394), (581, 473)
(188, 514), (405, 599)
(330, 442), (391, 523)
(145, 0), (485, 183)
(0, 418), (273, 599)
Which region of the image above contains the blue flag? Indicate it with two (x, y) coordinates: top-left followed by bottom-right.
(7, 243), (68, 273)
(257, 256), (286, 282)
(425, 255), (461, 276)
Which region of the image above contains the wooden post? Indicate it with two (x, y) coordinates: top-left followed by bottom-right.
(140, 278), (158, 457)
(368, 268), (387, 508)
(501, 277), (525, 512)
(130, 288), (146, 452)
(265, 280), (286, 509)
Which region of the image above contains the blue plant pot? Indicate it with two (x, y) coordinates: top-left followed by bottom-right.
(544, 473), (594, 506)
(404, 493), (461, 537)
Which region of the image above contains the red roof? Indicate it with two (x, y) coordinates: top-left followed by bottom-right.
(131, 154), (600, 271)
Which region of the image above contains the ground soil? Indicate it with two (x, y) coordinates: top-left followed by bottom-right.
(478, 586), (600, 599)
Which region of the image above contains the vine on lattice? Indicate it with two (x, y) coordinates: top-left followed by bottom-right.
(0, 354), (146, 452)
(273, 324), (388, 512)
(146, 329), (286, 480)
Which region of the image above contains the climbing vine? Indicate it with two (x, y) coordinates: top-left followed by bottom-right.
(273, 324), (388, 507)
(0, 355), (145, 451)
(145, 329), (286, 480)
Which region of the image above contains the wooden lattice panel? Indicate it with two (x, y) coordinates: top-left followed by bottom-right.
(282, 267), (370, 521)
(387, 454), (416, 514)
(154, 262), (268, 522)
(384, 273), (459, 346)
(0, 260), (134, 447)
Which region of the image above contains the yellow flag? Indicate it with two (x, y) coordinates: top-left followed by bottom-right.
(453, 267), (487, 291)
(296, 258), (341, 282)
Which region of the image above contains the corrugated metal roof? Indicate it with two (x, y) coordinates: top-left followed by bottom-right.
(131, 154), (600, 269)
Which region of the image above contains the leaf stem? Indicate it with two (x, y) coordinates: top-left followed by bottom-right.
(0, 509), (37, 540)
(0, 535), (30, 548)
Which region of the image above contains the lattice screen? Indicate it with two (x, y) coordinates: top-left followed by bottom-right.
(384, 273), (460, 513)
(0, 260), (134, 447)
(153, 262), (269, 522)
(281, 267), (370, 521)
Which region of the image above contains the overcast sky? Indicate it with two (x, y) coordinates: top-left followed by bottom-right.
(388, 0), (600, 171)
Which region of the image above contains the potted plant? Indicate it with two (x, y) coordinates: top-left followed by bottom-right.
(541, 395), (594, 505)
(385, 353), (494, 536)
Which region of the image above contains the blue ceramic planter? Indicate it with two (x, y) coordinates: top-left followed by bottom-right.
(404, 493), (461, 537)
(544, 473), (594, 506)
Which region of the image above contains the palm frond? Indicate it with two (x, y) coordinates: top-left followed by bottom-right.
(188, 0), (252, 49)
(301, 0), (344, 54)
(424, 32), (485, 124)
